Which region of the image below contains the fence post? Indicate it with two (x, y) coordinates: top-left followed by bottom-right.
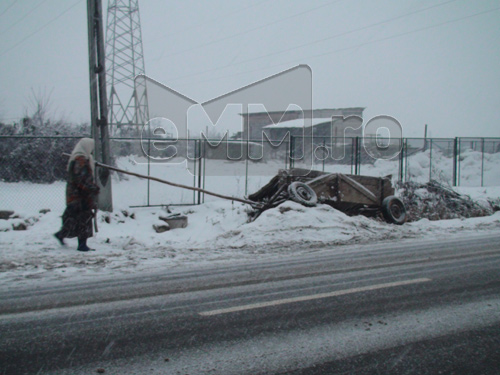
(429, 139), (433, 182)
(452, 137), (458, 186)
(322, 137), (326, 172)
(197, 139), (203, 204)
(355, 136), (360, 175)
(202, 142), (206, 204)
(351, 138), (355, 175)
(192, 139), (196, 204)
(245, 137), (249, 196)
(285, 138), (289, 170)
(405, 139), (409, 181)
(481, 138), (485, 187)
(147, 136), (151, 206)
(289, 135), (295, 169)
(399, 138), (404, 182)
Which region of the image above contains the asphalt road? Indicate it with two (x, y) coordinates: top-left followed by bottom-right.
(1, 233), (500, 374)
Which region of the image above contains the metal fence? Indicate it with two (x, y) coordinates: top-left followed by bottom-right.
(0, 136), (86, 213)
(1, 135), (499, 212)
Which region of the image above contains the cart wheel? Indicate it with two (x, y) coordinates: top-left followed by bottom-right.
(287, 182), (317, 207)
(381, 196), (406, 225)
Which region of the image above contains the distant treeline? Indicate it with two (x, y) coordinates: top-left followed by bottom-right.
(0, 116), (90, 183)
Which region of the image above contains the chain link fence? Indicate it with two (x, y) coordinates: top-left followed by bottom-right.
(0, 136), (85, 213)
(1, 135), (500, 213)
(109, 138), (199, 207)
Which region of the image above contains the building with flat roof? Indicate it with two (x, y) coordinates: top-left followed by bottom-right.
(240, 107), (365, 141)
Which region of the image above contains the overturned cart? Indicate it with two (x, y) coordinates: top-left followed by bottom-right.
(88, 159), (405, 224)
(248, 169), (406, 224)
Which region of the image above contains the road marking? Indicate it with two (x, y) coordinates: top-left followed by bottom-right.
(199, 278), (431, 316)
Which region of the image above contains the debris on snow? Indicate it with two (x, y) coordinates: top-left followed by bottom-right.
(0, 210), (49, 231)
(0, 210), (15, 220)
(153, 223), (170, 233)
(397, 180), (494, 222)
(159, 214), (188, 229)
(12, 222), (27, 231)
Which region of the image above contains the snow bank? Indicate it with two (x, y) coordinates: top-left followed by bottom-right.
(1, 195), (500, 287)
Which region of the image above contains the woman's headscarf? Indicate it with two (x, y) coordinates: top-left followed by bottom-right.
(68, 138), (96, 176)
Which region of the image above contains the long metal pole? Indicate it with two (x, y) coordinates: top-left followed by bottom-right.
(62, 152), (259, 207)
(97, 160), (260, 207)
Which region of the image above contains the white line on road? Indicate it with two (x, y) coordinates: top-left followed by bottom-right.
(199, 278), (431, 316)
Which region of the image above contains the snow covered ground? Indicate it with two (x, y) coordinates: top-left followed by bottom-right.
(1, 197), (500, 288)
(1, 150), (500, 288)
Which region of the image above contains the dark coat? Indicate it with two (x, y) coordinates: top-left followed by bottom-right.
(66, 156), (99, 209)
(59, 156), (100, 239)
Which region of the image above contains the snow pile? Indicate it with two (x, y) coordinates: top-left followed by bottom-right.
(398, 180), (496, 222)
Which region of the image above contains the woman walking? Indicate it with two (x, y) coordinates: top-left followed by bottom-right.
(54, 138), (100, 251)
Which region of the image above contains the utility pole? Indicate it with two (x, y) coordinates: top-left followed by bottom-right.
(87, 0), (113, 211)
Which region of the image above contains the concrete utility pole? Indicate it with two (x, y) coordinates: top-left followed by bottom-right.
(87, 0), (113, 211)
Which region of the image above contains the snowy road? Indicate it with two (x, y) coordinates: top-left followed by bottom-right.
(1, 233), (500, 374)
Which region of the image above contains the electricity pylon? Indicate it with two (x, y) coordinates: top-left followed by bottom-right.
(105, 0), (148, 136)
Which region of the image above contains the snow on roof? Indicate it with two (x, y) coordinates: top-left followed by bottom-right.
(263, 118), (331, 129)
(241, 107), (366, 116)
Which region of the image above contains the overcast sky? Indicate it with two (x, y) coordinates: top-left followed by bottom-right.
(0, 0), (499, 138)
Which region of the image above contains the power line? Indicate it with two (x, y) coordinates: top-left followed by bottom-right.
(159, 0), (272, 41)
(0, 0), (17, 18)
(0, 0), (83, 58)
(165, 0), (458, 84)
(176, 6), (500, 89)
(156, 0), (273, 59)
(240, 0), (459, 69)
(309, 6), (500, 62)
(162, 0), (345, 59)
(0, 0), (49, 36)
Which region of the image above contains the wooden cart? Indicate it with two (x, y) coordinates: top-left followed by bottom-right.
(248, 168), (406, 224)
(83, 157), (405, 224)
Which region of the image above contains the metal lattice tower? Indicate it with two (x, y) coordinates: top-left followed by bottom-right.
(105, 0), (148, 135)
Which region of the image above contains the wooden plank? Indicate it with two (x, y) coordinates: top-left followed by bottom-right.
(338, 174), (379, 205)
(382, 176), (395, 198)
(343, 174), (394, 203)
(248, 174), (281, 201)
(307, 174), (339, 202)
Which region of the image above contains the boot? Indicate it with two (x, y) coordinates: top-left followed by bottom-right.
(77, 238), (95, 252)
(54, 231), (65, 246)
